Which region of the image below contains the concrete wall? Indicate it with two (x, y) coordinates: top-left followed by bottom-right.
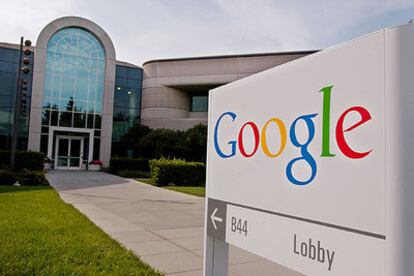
(141, 51), (316, 130)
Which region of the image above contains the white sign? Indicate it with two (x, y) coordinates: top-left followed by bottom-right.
(204, 24), (414, 276)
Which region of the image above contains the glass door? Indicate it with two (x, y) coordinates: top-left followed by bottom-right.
(69, 138), (82, 168)
(55, 136), (83, 170)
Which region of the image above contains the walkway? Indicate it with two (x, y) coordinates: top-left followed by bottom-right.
(46, 171), (301, 276)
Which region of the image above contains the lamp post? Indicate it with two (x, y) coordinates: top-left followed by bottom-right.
(10, 37), (31, 170)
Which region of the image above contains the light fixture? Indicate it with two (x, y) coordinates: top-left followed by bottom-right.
(117, 86), (121, 91)
(127, 91), (132, 95)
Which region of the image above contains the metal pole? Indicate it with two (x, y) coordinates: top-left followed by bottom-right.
(10, 37), (23, 170)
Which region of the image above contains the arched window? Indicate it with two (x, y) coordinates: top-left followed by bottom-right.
(42, 28), (105, 129)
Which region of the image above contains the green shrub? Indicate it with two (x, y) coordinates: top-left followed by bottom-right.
(0, 151), (45, 171)
(17, 170), (49, 186)
(0, 169), (49, 186)
(149, 158), (205, 186)
(118, 170), (150, 178)
(0, 170), (17, 185)
(109, 158), (149, 174)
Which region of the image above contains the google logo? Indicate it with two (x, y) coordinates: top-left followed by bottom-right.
(213, 86), (373, 185)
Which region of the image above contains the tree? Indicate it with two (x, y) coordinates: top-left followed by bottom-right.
(116, 124), (152, 157)
(139, 128), (186, 159)
(183, 124), (207, 162)
(116, 123), (208, 162)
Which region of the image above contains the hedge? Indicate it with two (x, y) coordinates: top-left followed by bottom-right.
(0, 150), (45, 171)
(18, 170), (49, 186)
(0, 170), (17, 185)
(118, 170), (150, 178)
(109, 158), (149, 174)
(149, 158), (205, 186)
(0, 169), (49, 186)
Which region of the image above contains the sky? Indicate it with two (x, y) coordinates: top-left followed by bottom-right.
(0, 0), (413, 66)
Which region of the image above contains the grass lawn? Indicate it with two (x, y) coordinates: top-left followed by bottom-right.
(136, 178), (154, 185)
(0, 185), (161, 275)
(163, 186), (205, 197)
(136, 178), (205, 197)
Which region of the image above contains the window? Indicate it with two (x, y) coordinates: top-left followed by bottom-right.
(0, 47), (32, 150)
(42, 28), (105, 131)
(112, 65), (142, 142)
(191, 95), (208, 112)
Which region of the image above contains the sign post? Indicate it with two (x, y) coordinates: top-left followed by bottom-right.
(203, 23), (414, 276)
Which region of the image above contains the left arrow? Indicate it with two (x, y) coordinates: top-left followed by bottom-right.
(210, 207), (223, 230)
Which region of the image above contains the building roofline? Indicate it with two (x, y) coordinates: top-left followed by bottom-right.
(142, 50), (319, 66)
(0, 41), (21, 50)
(116, 60), (142, 69)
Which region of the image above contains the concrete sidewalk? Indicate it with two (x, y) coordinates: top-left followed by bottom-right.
(46, 171), (301, 276)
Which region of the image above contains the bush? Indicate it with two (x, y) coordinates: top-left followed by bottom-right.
(109, 158), (150, 174)
(118, 170), (150, 178)
(0, 150), (45, 171)
(0, 170), (17, 185)
(17, 170), (49, 186)
(0, 169), (48, 186)
(149, 158), (205, 186)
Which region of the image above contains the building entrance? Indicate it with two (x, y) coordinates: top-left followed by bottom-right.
(54, 136), (84, 170)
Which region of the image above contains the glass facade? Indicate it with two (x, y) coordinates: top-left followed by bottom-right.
(0, 46), (33, 150)
(40, 28), (105, 159)
(112, 65), (142, 142)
